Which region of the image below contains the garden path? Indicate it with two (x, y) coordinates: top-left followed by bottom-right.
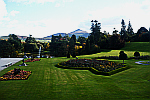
(0, 58), (23, 71)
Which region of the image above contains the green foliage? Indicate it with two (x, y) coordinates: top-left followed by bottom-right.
(25, 36), (36, 43)
(50, 42), (68, 57)
(69, 37), (75, 56)
(24, 43), (39, 53)
(108, 34), (125, 49)
(77, 36), (86, 44)
(8, 34), (23, 52)
(0, 40), (16, 57)
(140, 33), (150, 42)
(127, 21), (134, 36)
(85, 39), (90, 54)
(90, 20), (102, 45)
(71, 34), (76, 43)
(119, 51), (127, 64)
(97, 35), (108, 49)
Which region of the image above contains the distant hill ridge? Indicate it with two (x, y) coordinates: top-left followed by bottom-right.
(45, 29), (90, 39)
(0, 29), (90, 40)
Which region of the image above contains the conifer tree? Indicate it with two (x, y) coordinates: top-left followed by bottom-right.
(127, 21), (134, 35)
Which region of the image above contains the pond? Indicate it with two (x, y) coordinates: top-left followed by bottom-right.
(135, 61), (150, 65)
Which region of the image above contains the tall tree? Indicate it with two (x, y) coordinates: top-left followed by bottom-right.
(0, 40), (16, 57)
(85, 39), (90, 54)
(77, 36), (86, 44)
(120, 19), (129, 41)
(127, 21), (134, 35)
(8, 34), (23, 51)
(71, 34), (76, 43)
(25, 35), (36, 43)
(69, 37), (75, 56)
(90, 20), (102, 45)
(120, 19), (126, 37)
(119, 51), (127, 64)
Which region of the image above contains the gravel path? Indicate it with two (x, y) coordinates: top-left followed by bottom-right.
(0, 58), (23, 71)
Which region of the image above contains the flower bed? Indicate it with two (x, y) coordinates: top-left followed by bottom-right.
(0, 68), (32, 81)
(25, 59), (41, 62)
(56, 59), (129, 76)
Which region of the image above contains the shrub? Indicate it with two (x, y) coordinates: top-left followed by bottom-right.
(134, 51), (140, 57)
(119, 51), (127, 64)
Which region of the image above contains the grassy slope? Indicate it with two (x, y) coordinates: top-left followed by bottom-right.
(121, 42), (150, 52)
(0, 42), (150, 100)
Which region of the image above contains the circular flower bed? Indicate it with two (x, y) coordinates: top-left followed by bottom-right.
(0, 68), (32, 81)
(56, 59), (129, 76)
(25, 59), (40, 62)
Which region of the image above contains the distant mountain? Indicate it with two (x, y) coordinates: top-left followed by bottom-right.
(17, 35), (27, 40)
(44, 29), (90, 39)
(0, 36), (9, 40)
(68, 29), (90, 38)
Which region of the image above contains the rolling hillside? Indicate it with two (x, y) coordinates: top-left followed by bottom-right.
(121, 42), (150, 52)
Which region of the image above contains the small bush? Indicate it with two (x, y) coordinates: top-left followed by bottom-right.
(134, 51), (140, 57)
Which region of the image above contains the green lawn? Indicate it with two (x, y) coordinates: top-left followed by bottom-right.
(121, 42), (150, 52)
(0, 42), (150, 100)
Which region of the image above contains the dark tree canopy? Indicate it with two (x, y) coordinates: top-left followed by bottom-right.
(77, 36), (86, 44)
(127, 21), (134, 35)
(119, 51), (127, 64)
(72, 34), (76, 42)
(120, 19), (128, 40)
(25, 36), (36, 43)
(0, 40), (16, 57)
(134, 51), (140, 57)
(8, 34), (23, 51)
(90, 20), (102, 45)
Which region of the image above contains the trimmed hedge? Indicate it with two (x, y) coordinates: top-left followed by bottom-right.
(93, 55), (150, 60)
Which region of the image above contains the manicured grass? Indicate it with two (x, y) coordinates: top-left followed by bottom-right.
(121, 42), (150, 52)
(0, 58), (150, 99)
(0, 42), (150, 100)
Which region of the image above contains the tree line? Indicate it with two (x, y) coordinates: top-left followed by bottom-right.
(0, 19), (150, 58)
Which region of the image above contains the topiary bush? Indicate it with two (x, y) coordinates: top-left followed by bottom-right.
(119, 51), (127, 64)
(134, 51), (140, 57)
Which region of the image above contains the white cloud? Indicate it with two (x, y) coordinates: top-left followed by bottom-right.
(10, 10), (20, 16)
(0, 0), (8, 21)
(82, 0), (150, 34)
(24, 19), (79, 37)
(55, 3), (60, 7)
(9, 0), (55, 4)
(63, 0), (74, 2)
(3, 18), (79, 38)
(7, 19), (19, 28)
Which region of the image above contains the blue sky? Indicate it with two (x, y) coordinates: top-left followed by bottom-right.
(0, 0), (150, 38)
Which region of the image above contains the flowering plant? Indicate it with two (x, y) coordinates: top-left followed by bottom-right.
(0, 68), (32, 81)
(57, 59), (126, 75)
(25, 59), (40, 62)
